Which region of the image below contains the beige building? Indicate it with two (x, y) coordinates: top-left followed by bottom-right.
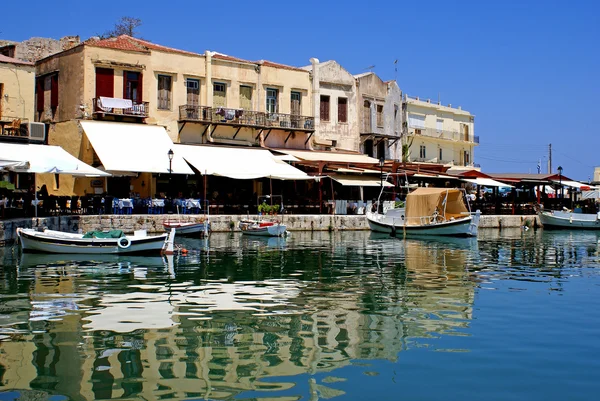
(354, 72), (402, 161)
(403, 94), (479, 170)
(303, 59), (359, 152)
(33, 35), (316, 197)
(0, 54), (36, 134)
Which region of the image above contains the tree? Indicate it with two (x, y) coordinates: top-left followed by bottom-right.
(402, 136), (414, 163)
(101, 17), (143, 39)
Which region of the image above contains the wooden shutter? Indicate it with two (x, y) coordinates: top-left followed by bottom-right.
(213, 83), (226, 108)
(95, 68), (114, 98)
(137, 72), (143, 104)
(291, 92), (301, 116)
(363, 100), (371, 131)
(338, 98), (347, 123)
(187, 80), (199, 106)
(158, 75), (170, 109)
(240, 86), (252, 110)
(50, 74), (59, 109)
(36, 78), (44, 112)
(320, 95), (329, 121)
(0, 83), (3, 120)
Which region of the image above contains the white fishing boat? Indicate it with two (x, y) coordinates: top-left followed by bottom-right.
(538, 208), (600, 229)
(163, 219), (210, 237)
(238, 220), (287, 237)
(366, 187), (480, 237)
(16, 228), (170, 254)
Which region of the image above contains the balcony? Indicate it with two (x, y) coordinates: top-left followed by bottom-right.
(179, 105), (315, 131)
(408, 127), (479, 144)
(93, 97), (149, 119)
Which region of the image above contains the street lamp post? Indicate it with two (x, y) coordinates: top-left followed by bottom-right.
(557, 165), (563, 203)
(168, 149), (174, 199)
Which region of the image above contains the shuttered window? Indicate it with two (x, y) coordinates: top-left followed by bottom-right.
(338, 97), (347, 123)
(50, 74), (59, 110)
(36, 78), (44, 112)
(408, 114), (425, 128)
(291, 91), (301, 116)
(124, 71), (142, 104)
(240, 85), (253, 110)
(157, 75), (172, 110)
(266, 88), (278, 113)
(213, 83), (226, 108)
(320, 95), (330, 121)
(376, 105), (383, 127)
(186, 79), (199, 106)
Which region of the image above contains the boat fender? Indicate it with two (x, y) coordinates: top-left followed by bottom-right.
(570, 216), (573, 224)
(118, 237), (132, 249)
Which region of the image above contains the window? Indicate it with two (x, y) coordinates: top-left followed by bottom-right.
(364, 139), (374, 157)
(96, 68), (114, 98)
(338, 97), (347, 123)
(419, 145), (426, 159)
(266, 88), (278, 113)
(394, 104), (399, 124)
(186, 79), (199, 106)
(376, 105), (384, 127)
(320, 95), (330, 121)
(50, 74), (59, 110)
(439, 148), (443, 161)
(213, 82), (226, 107)
(240, 85), (253, 110)
(124, 71), (142, 104)
(408, 114), (425, 128)
(53, 174), (60, 190)
(464, 150), (470, 165)
(363, 100), (371, 131)
(436, 118), (443, 132)
(291, 91), (301, 115)
(36, 77), (44, 113)
(157, 75), (172, 110)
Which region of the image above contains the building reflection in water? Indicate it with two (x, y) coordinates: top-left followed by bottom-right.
(0, 232), (481, 400)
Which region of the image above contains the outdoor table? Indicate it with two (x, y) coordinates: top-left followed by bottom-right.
(119, 198), (133, 214)
(152, 198), (165, 214)
(185, 199), (201, 213)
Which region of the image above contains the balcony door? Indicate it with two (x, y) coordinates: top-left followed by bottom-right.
(363, 100), (371, 132)
(95, 68), (114, 98)
(240, 85), (252, 110)
(186, 79), (199, 106)
(123, 71), (142, 104)
(213, 83), (226, 108)
(462, 124), (469, 141)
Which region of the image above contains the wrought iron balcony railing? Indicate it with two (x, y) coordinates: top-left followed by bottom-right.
(93, 97), (149, 118)
(179, 105), (315, 131)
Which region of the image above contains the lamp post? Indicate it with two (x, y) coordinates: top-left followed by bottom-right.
(168, 149), (174, 199)
(557, 165), (563, 204)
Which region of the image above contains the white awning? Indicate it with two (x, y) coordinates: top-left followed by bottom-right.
(80, 121), (194, 175)
(0, 143), (109, 176)
(330, 174), (394, 187)
(551, 180), (590, 189)
(463, 177), (514, 188)
(174, 144), (315, 180)
(274, 149), (380, 164)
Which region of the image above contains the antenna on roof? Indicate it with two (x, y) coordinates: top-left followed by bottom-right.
(363, 65), (375, 72)
(394, 59), (398, 81)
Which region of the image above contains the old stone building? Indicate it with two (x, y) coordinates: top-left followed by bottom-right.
(0, 36), (80, 63)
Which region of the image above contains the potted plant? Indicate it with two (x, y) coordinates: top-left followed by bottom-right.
(258, 202), (267, 215)
(272, 204), (280, 215)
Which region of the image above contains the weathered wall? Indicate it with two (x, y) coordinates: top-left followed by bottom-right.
(0, 62), (35, 121)
(310, 60), (359, 152)
(0, 36), (80, 63)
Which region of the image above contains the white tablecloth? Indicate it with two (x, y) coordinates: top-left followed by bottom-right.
(152, 199), (165, 207)
(185, 199), (201, 208)
(99, 96), (132, 109)
(119, 199), (133, 209)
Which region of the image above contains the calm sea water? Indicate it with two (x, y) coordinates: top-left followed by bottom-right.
(1, 229), (599, 401)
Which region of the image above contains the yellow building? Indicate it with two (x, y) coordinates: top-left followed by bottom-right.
(403, 94), (479, 171)
(34, 35), (316, 197)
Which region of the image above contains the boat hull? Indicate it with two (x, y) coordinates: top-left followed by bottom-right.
(239, 221), (287, 237)
(367, 211), (479, 237)
(539, 211), (600, 229)
(163, 221), (210, 236)
(17, 228), (168, 254)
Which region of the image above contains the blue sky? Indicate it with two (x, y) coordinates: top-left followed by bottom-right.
(3, 0), (598, 180)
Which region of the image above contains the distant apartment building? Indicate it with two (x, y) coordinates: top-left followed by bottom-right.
(354, 72), (402, 161)
(403, 95), (479, 170)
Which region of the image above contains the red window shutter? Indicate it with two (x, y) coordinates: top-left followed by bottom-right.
(95, 68), (114, 98)
(320, 96), (329, 121)
(123, 71), (128, 99)
(338, 98), (347, 123)
(50, 74), (59, 109)
(137, 72), (143, 104)
(36, 78), (44, 112)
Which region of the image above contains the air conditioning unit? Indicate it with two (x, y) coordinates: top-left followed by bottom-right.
(26, 122), (46, 142)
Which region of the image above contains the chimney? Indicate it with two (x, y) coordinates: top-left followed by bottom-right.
(426, 99), (431, 103)
(448, 103), (452, 108)
(458, 106), (462, 110)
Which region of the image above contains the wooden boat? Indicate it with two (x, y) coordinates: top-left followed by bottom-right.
(163, 219), (210, 237)
(366, 188), (480, 237)
(238, 219), (287, 237)
(16, 228), (170, 254)
(538, 208), (600, 229)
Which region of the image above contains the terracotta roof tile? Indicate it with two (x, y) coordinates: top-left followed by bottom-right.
(85, 35), (199, 56)
(257, 60), (307, 72)
(211, 53), (254, 64)
(0, 54), (34, 66)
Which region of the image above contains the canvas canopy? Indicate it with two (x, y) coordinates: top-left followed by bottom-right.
(404, 188), (469, 226)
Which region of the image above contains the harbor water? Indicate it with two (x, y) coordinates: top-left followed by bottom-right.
(0, 229), (599, 400)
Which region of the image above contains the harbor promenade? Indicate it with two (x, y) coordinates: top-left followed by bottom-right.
(0, 214), (540, 244)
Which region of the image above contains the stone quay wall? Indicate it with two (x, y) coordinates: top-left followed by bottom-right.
(0, 214), (540, 245)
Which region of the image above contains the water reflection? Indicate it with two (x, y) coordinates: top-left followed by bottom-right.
(0, 230), (598, 400)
